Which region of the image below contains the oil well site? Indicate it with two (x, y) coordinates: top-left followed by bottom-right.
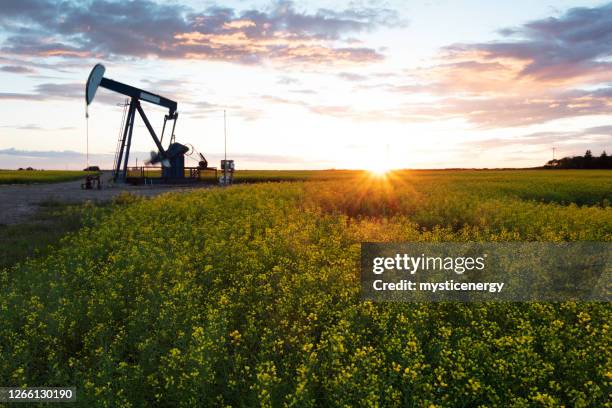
(1, 1), (610, 406)
(0, 63), (240, 225)
(84, 63), (235, 187)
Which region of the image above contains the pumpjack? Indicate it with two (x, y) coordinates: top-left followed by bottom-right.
(85, 63), (212, 182)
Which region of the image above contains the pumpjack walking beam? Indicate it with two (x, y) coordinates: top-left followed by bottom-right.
(99, 77), (177, 116)
(85, 63), (179, 181)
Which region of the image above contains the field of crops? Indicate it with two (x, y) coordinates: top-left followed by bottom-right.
(233, 169), (360, 183)
(0, 170), (94, 184)
(1, 170), (610, 406)
(124, 168), (359, 183)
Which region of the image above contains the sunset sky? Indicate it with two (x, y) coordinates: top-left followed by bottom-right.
(1, 0), (611, 169)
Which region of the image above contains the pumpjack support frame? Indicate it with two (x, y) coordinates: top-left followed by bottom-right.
(85, 63), (179, 181)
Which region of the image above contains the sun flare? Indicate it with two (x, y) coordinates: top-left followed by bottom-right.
(366, 162), (392, 177)
(369, 168), (389, 177)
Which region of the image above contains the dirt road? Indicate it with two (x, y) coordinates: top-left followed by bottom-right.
(0, 172), (208, 225)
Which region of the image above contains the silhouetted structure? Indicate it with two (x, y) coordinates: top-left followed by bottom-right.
(544, 150), (612, 169)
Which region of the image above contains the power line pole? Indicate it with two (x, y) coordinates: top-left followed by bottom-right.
(223, 110), (227, 183)
(552, 147), (556, 160)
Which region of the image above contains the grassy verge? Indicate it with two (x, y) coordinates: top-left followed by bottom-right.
(0, 200), (107, 269)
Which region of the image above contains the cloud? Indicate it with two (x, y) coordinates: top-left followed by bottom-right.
(0, 148), (145, 170)
(399, 86), (612, 128)
(0, 81), (122, 105)
(0, 75), (261, 121)
(0, 148), (93, 159)
(183, 100), (264, 121)
(261, 82), (612, 128)
(259, 94), (416, 122)
(140, 78), (189, 94)
(0, 65), (35, 73)
(439, 3), (612, 90)
(0, 147), (318, 170)
(0, 0), (403, 65)
(0, 82), (82, 101)
(377, 4), (612, 127)
(276, 76), (300, 85)
(0, 124), (76, 131)
(0, 124), (42, 130)
(0, 92), (39, 100)
(0, 55), (87, 73)
(336, 72), (368, 81)
(462, 126), (612, 153)
(258, 94), (336, 120)
(289, 89), (316, 94)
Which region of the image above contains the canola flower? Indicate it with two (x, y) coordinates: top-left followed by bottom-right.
(0, 170), (95, 184)
(0, 170), (610, 407)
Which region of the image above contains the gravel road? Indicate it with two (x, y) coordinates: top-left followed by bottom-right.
(0, 172), (209, 225)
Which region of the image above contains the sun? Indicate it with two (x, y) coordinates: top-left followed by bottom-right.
(366, 162), (392, 177)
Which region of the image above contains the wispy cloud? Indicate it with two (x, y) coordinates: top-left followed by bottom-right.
(0, 65), (35, 73)
(0, 82), (122, 105)
(183, 100), (264, 121)
(0, 124), (75, 131)
(0, 147), (318, 169)
(336, 72), (368, 81)
(396, 87), (612, 128)
(276, 75), (300, 85)
(464, 125), (612, 150)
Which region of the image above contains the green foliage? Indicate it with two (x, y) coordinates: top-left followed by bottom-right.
(0, 170), (610, 407)
(0, 170), (94, 184)
(232, 169), (364, 183)
(0, 201), (107, 270)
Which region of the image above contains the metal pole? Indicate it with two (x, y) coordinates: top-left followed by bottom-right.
(86, 114), (89, 169)
(170, 114), (178, 144)
(224, 109), (227, 181)
(160, 117), (167, 145)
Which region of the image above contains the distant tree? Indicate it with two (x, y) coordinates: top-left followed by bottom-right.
(601, 151), (612, 169)
(544, 150), (611, 169)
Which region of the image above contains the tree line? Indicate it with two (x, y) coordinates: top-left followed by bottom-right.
(544, 150), (612, 169)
